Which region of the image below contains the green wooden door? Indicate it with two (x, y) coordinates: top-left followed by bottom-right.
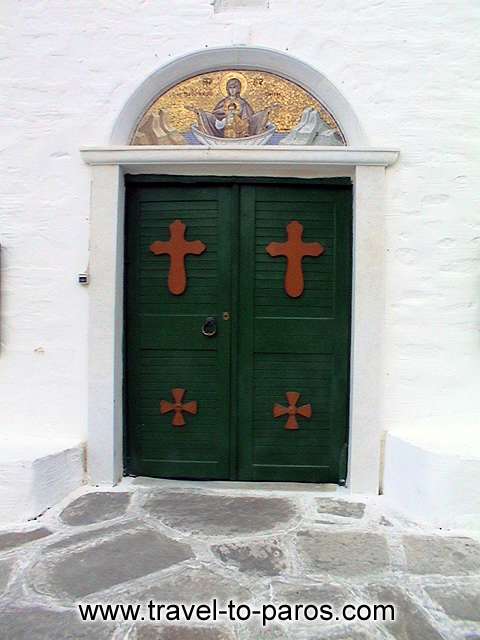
(237, 184), (352, 483)
(125, 178), (352, 483)
(125, 183), (235, 479)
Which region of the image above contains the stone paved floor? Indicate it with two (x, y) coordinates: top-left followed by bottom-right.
(1, 478), (480, 639)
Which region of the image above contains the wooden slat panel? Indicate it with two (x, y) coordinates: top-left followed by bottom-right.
(238, 183), (352, 483)
(254, 198), (336, 320)
(125, 184), (233, 479)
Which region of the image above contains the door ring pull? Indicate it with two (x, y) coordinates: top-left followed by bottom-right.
(202, 316), (217, 337)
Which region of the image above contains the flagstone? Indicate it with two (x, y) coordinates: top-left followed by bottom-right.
(237, 621), (372, 640)
(402, 535), (480, 575)
(122, 566), (253, 606)
(270, 579), (355, 610)
(315, 519), (353, 526)
(308, 631), (374, 640)
(236, 622), (289, 639)
(143, 491), (296, 536)
(426, 584), (480, 622)
(364, 583), (444, 640)
(0, 557), (14, 595)
(0, 527), (52, 553)
(31, 528), (194, 600)
(212, 539), (287, 576)
(306, 631), (373, 640)
(0, 606), (113, 639)
(47, 520), (136, 552)
(59, 491), (130, 526)
(296, 530), (389, 577)
(316, 499), (365, 519)
(135, 625), (235, 640)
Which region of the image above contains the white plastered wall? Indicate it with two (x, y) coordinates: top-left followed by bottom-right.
(1, 2), (479, 508)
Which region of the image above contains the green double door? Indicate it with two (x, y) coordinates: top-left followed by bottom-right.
(125, 177), (352, 483)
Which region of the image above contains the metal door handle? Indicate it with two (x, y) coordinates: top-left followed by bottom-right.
(202, 316), (217, 337)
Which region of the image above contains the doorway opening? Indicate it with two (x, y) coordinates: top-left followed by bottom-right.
(124, 176), (352, 483)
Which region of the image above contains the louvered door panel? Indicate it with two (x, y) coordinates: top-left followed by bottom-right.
(238, 184), (352, 483)
(125, 184), (233, 479)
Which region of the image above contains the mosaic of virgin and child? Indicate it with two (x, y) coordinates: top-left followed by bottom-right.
(131, 71), (345, 146)
(186, 77), (280, 142)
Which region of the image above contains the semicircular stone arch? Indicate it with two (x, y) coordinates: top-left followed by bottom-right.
(110, 46), (367, 147)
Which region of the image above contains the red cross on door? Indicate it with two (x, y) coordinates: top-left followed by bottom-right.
(150, 219), (206, 295)
(160, 388), (198, 427)
(273, 391), (312, 430)
(266, 220), (325, 298)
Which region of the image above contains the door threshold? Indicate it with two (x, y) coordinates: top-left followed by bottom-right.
(128, 476), (340, 494)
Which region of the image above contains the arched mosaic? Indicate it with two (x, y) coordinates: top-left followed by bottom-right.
(131, 70), (346, 146)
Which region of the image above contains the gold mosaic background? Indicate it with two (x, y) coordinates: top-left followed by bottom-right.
(132, 69), (344, 141)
